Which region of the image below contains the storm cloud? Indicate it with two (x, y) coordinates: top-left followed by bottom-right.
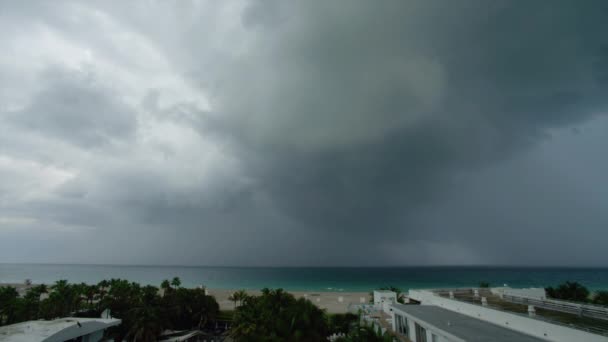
(1, 0), (607, 266)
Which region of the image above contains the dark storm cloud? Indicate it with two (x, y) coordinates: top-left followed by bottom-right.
(207, 0), (608, 236)
(1, 0), (607, 266)
(7, 68), (136, 148)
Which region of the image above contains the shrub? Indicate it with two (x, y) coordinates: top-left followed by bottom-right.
(545, 281), (590, 302)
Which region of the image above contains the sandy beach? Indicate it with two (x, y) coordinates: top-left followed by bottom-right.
(1, 283), (369, 314)
(208, 288), (370, 313)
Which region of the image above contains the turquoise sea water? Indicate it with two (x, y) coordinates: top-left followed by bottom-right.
(1, 264), (608, 291)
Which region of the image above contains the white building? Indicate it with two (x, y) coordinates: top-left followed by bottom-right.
(373, 290), (397, 313)
(392, 304), (547, 342)
(0, 317), (121, 342)
(397, 289), (608, 342)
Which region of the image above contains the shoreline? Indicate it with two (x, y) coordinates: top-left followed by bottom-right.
(0, 283), (369, 313)
(208, 288), (370, 313)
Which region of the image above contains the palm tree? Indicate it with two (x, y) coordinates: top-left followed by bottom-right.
(228, 293), (237, 309)
(229, 290), (248, 308)
(36, 284), (48, 294)
(171, 277), (181, 289)
(193, 292), (219, 329)
(0, 286), (20, 325)
(234, 289), (248, 307)
(126, 305), (164, 342)
(96, 282), (108, 310)
(85, 285), (99, 308)
(19, 285), (49, 321)
(49, 280), (80, 317)
(231, 288), (329, 340)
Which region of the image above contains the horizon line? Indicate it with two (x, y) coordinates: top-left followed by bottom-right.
(2, 262), (607, 269)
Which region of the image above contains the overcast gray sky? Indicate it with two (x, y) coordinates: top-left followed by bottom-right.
(1, 0), (607, 266)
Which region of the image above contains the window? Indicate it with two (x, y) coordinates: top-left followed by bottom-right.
(415, 323), (427, 342)
(395, 314), (408, 335)
(432, 333), (439, 342)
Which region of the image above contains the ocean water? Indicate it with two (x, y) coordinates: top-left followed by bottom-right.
(1, 264), (608, 291)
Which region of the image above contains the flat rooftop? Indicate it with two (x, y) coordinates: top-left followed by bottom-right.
(0, 317), (120, 342)
(434, 289), (608, 336)
(392, 304), (546, 342)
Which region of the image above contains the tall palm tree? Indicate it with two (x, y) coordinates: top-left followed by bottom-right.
(36, 284), (48, 294)
(84, 285), (98, 308)
(20, 285), (49, 321)
(160, 279), (171, 292)
(171, 277), (181, 289)
(0, 286), (20, 325)
(50, 280), (80, 317)
(194, 293), (219, 329)
(228, 293), (237, 309)
(234, 289), (248, 307)
(126, 305), (164, 342)
(96, 281), (109, 310)
(231, 288), (328, 341)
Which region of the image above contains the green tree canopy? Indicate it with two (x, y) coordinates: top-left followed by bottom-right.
(1, 278), (219, 342)
(328, 313), (359, 335)
(593, 290), (608, 305)
(0, 286), (20, 325)
(545, 281), (590, 302)
(231, 288), (329, 341)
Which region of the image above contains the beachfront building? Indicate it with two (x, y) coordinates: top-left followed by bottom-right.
(0, 317), (120, 342)
(392, 304), (546, 342)
(392, 288), (608, 342)
(373, 290), (397, 312)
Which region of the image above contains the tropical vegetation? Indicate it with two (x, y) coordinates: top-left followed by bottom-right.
(593, 290), (608, 305)
(328, 312), (359, 335)
(0, 278), (219, 341)
(228, 289), (249, 308)
(231, 288), (329, 341)
(545, 281), (608, 305)
(546, 281), (591, 302)
(229, 288), (390, 342)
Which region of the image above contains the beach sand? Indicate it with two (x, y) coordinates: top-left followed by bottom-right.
(1, 283), (369, 314)
(208, 289), (370, 313)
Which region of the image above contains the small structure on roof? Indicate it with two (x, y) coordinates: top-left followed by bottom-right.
(373, 290), (397, 313)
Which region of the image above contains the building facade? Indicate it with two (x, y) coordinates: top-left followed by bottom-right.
(392, 304), (548, 342)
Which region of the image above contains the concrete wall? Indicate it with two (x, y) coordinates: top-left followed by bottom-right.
(83, 330), (103, 342)
(394, 308), (459, 342)
(427, 329), (452, 342)
(408, 290), (608, 342)
(491, 287), (547, 300)
(374, 291), (397, 305)
(393, 309), (462, 342)
(408, 318), (416, 341)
